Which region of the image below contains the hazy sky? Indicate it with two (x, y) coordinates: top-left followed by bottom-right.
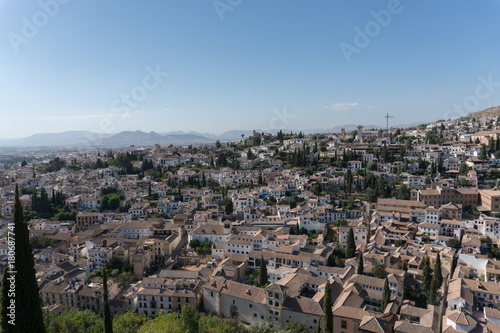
(1, 0), (500, 138)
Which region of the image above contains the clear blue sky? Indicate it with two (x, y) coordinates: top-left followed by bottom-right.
(1, 0), (499, 138)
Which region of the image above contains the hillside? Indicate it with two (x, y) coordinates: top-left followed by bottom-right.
(466, 105), (500, 119)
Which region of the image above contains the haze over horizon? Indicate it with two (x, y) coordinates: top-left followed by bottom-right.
(1, 1), (500, 139)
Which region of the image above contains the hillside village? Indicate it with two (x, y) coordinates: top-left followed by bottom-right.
(4, 108), (500, 332)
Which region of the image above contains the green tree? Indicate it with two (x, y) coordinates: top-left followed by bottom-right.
(357, 251), (364, 275)
(459, 163), (468, 175)
(381, 278), (390, 312)
(43, 308), (103, 333)
(113, 310), (148, 333)
(480, 144), (487, 160)
(367, 161), (378, 171)
(259, 256), (268, 287)
(433, 251), (443, 288)
(279, 321), (309, 333)
(372, 262), (388, 279)
(346, 227), (356, 259)
(323, 280), (333, 333)
(13, 185), (45, 333)
(422, 256), (432, 293)
(428, 278), (438, 305)
(201, 172), (207, 188)
(490, 137), (496, 152)
(396, 184), (411, 200)
(138, 312), (186, 333)
(445, 238), (461, 250)
(103, 268), (113, 333)
(180, 305), (199, 333)
(489, 247), (500, 260)
(1, 268), (13, 333)
(225, 200), (233, 216)
(189, 239), (201, 249)
(248, 322), (275, 333)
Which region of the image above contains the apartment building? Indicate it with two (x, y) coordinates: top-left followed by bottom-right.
(413, 184), (478, 208)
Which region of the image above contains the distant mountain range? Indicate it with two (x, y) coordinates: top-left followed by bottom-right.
(0, 131), (213, 148)
(2, 104), (498, 149)
(0, 123), (425, 149)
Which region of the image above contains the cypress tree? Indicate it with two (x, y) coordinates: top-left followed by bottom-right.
(224, 200), (233, 216)
(103, 268), (113, 333)
(323, 280), (333, 333)
(480, 144), (487, 160)
(259, 256), (268, 287)
(433, 251), (443, 289)
(31, 190), (38, 211)
(428, 252), (443, 306)
(357, 251), (364, 275)
(428, 278), (438, 305)
(422, 256), (432, 293)
(381, 278), (391, 312)
(13, 184), (45, 332)
(346, 227), (356, 259)
(1, 268), (13, 333)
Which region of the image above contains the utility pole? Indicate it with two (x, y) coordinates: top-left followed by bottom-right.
(385, 113), (395, 133)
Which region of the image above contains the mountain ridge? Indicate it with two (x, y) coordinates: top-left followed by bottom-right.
(0, 116), (455, 148)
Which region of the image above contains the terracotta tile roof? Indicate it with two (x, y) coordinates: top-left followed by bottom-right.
(394, 321), (435, 333)
(359, 316), (388, 333)
(281, 296), (323, 316)
(203, 277), (265, 304)
(447, 311), (477, 326)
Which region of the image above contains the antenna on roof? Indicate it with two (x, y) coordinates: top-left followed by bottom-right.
(385, 113), (395, 133)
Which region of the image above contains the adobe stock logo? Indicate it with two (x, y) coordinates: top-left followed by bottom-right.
(261, 107), (298, 133)
(83, 65), (169, 148)
(213, 0), (243, 22)
(340, 0), (407, 63)
(7, 0), (71, 54)
(443, 75), (499, 120)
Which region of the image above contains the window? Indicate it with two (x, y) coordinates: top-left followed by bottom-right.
(249, 304), (253, 308)
(341, 321), (348, 329)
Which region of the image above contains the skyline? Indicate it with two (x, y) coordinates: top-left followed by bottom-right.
(1, 1), (500, 139)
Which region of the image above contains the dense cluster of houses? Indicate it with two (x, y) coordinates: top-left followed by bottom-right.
(2, 113), (500, 331)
